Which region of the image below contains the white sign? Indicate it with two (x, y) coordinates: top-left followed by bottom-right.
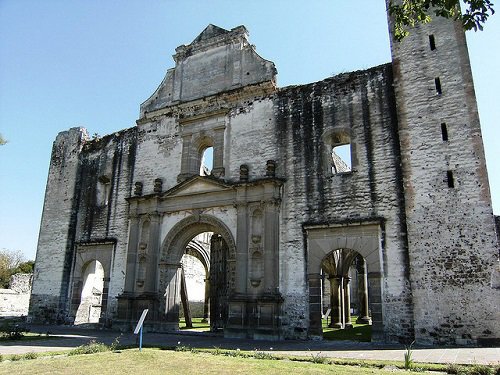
(133, 309), (149, 334)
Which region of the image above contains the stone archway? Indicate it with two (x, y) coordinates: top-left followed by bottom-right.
(305, 223), (383, 340)
(69, 242), (113, 325)
(74, 260), (104, 324)
(159, 214), (236, 330)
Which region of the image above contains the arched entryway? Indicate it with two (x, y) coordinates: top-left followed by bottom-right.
(321, 249), (372, 340)
(69, 242), (113, 326)
(305, 223), (384, 341)
(74, 260), (104, 324)
(160, 214), (236, 332)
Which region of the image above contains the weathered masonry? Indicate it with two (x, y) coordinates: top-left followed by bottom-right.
(30, 4), (499, 345)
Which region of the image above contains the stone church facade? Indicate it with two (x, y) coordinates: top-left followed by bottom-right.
(30, 5), (499, 345)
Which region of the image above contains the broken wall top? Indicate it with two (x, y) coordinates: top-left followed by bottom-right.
(139, 24), (277, 118)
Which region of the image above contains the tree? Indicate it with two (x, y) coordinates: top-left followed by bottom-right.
(0, 249), (31, 288)
(0, 133), (7, 145)
(389, 0), (495, 41)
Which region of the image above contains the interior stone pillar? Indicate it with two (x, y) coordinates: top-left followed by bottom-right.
(124, 215), (140, 293)
(356, 257), (371, 324)
(202, 277), (210, 322)
(343, 276), (353, 329)
(161, 264), (182, 323)
(329, 276), (343, 328)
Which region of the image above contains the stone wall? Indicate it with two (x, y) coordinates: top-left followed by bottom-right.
(30, 18), (499, 345)
(387, 0), (500, 345)
(0, 273), (32, 317)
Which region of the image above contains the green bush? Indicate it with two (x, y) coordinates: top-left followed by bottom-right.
(69, 340), (110, 356)
(10, 354), (22, 361)
(469, 365), (493, 375)
(23, 352), (38, 360)
(0, 322), (29, 340)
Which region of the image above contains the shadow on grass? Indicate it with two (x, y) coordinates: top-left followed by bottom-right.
(322, 317), (372, 342)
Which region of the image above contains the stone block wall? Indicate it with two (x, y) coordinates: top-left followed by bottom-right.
(273, 65), (413, 340)
(0, 273), (32, 317)
(31, 20), (499, 344)
(387, 1), (500, 345)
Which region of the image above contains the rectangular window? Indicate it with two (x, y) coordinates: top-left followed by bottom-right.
(447, 170), (455, 188)
(435, 77), (442, 95)
(441, 123), (448, 141)
(429, 35), (436, 50)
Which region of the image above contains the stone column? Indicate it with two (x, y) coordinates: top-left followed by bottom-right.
(343, 276), (353, 329)
(329, 276), (343, 328)
(356, 257), (371, 324)
(234, 194), (249, 294)
(212, 125), (226, 177)
(177, 133), (192, 182)
(263, 201), (279, 293)
(162, 264), (182, 324)
(202, 277), (210, 322)
(124, 215), (140, 293)
(146, 212), (160, 293)
(308, 273), (322, 337)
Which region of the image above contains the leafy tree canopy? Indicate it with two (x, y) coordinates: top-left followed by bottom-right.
(389, 0), (495, 40)
(0, 133), (7, 145)
(0, 249), (33, 288)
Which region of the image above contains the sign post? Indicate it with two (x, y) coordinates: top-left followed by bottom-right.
(133, 309), (149, 351)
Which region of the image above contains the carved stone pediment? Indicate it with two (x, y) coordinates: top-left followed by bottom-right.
(162, 176), (233, 198)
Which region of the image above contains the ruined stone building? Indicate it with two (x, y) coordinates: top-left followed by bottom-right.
(29, 5), (499, 345)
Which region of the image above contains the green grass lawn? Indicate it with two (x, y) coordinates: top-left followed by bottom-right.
(179, 317), (210, 331)
(322, 316), (371, 342)
(0, 349), (403, 375)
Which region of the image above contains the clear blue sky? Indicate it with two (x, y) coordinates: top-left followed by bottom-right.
(1, 1), (499, 261)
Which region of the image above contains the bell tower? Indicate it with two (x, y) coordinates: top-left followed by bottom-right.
(387, 2), (500, 345)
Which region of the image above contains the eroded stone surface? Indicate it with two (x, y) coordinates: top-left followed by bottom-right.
(30, 12), (499, 345)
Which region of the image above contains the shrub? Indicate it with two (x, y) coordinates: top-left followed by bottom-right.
(10, 354), (22, 361)
(447, 363), (467, 374)
(310, 352), (327, 364)
(69, 340), (110, 356)
(0, 322), (30, 340)
(469, 365), (492, 375)
(23, 352), (38, 360)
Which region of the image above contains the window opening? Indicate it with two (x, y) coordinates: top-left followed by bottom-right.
(435, 77), (442, 95)
(441, 123), (448, 141)
(332, 144), (351, 173)
(200, 147), (213, 176)
(429, 35), (436, 50)
(447, 170), (455, 188)
(97, 176), (111, 206)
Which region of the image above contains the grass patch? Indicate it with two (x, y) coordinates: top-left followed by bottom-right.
(0, 346), (498, 375)
(322, 316), (372, 342)
(0, 348), (418, 375)
(179, 317), (210, 331)
(68, 340), (110, 356)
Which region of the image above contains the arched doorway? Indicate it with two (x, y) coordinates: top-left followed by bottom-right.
(179, 232), (210, 330)
(305, 223), (384, 340)
(160, 215), (236, 332)
(321, 249), (372, 341)
(74, 260), (104, 324)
